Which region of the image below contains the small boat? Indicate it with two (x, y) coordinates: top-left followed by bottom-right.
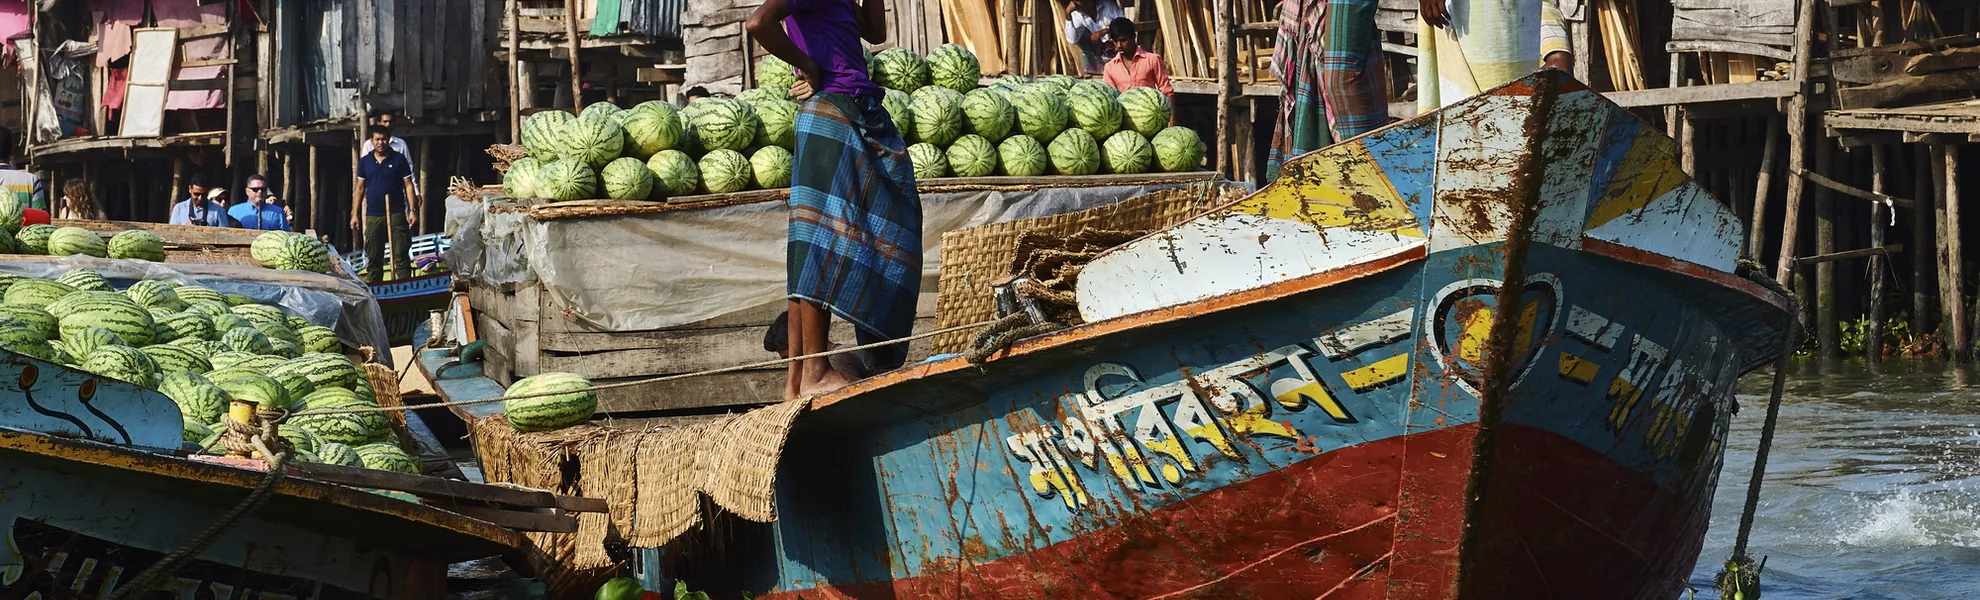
(744, 72), (1790, 599)
(345, 234), (455, 345)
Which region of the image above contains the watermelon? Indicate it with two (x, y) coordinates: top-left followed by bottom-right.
(125, 280), (182, 312)
(152, 312), (209, 344)
(142, 343), (211, 375)
(0, 326), (56, 361)
(580, 102), (623, 121)
(1067, 90), (1125, 140)
(735, 147), (788, 191)
(275, 353), (364, 392)
(175, 285), (224, 306)
(183, 418), (213, 443)
(503, 157), (542, 198)
(753, 99), (800, 150)
(160, 371), (231, 424)
(991, 75), (1028, 91)
(1039, 74), (1079, 92)
(268, 363), (316, 401)
(3, 279), (74, 308)
(254, 321), (302, 347)
(48, 291), (133, 320)
(57, 269), (113, 292)
(298, 326), (341, 354)
(698, 149), (753, 194)
(946, 135), (1000, 178)
(618, 103), (683, 159)
(284, 316), (311, 331)
(1072, 78), (1119, 100)
(0, 305), (57, 339)
(108, 230), (167, 261)
(0, 274), (23, 295)
(299, 385), (372, 412)
(881, 89), (916, 140)
(168, 337), (221, 358)
(82, 345), (159, 388)
(187, 300), (232, 320)
(62, 327), (127, 360)
(1119, 87), (1172, 138)
(675, 110), (702, 156)
(15, 224), (55, 254)
(1101, 130), (1155, 174)
(688, 99), (759, 152)
(0, 228), (18, 254)
(355, 442), (418, 474)
(908, 143), (949, 180)
(315, 441), (364, 467)
(872, 48), (930, 92)
(267, 339), (301, 359)
(504, 372), (598, 431)
(47, 227), (107, 257)
(537, 158), (600, 201)
(212, 372), (289, 410)
(1152, 126), (1206, 172)
(1049, 129), (1102, 176)
(600, 157), (656, 200)
(0, 195), (19, 232)
(645, 150), (701, 199)
(758, 53), (798, 88)
(565, 115), (627, 169)
(1013, 85), (1070, 142)
(277, 425), (324, 454)
(273, 233), (332, 272)
(926, 44), (981, 93)
(960, 89), (1015, 142)
(230, 304), (285, 324)
(48, 345), (74, 365)
(208, 352), (264, 371)
(292, 396), (389, 444)
(910, 86), (966, 147)
(250, 231), (292, 267)
(220, 326), (274, 355)
(57, 297), (155, 346)
(998, 135), (1050, 176)
(521, 110), (577, 161)
(223, 293), (255, 306)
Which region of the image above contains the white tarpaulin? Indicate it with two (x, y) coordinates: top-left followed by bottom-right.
(452, 183), (1230, 332)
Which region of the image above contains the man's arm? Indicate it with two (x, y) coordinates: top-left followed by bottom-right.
(351, 176), (365, 232)
(403, 177), (420, 229)
(747, 0), (825, 96)
(1152, 55), (1174, 97)
(856, 0), (887, 44)
(1541, 2), (1574, 73)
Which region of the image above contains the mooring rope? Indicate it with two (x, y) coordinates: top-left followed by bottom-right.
(1717, 259), (1801, 600)
(285, 317), (1006, 418)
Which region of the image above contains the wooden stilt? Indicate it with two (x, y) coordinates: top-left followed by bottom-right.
(1815, 140), (1836, 359)
(1914, 144), (1935, 335)
(168, 159), (184, 221)
(282, 151), (298, 231)
(310, 144), (323, 240)
(565, 0), (582, 107)
(1774, 0), (1819, 283)
(1947, 146), (1969, 360)
(507, 0), (521, 142)
(1932, 144), (1953, 344)
(1213, 0), (1234, 177)
(1749, 115), (1781, 259)
(414, 138), (431, 234)
(1868, 144), (1889, 363)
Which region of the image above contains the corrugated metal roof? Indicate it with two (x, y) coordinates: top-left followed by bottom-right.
(618, 0), (681, 40)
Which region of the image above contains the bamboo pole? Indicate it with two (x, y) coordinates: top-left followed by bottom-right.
(1947, 146), (1969, 360)
(1214, 0), (1234, 177)
(1868, 144), (1889, 363)
(1814, 140), (1836, 359)
(565, 0), (582, 107)
(508, 0), (521, 141)
(1914, 144), (1934, 335)
(1748, 115), (1781, 259)
(1774, 0), (1819, 283)
(1932, 144), (1952, 344)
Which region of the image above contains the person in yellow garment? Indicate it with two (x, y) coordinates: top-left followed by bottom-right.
(0, 131), (46, 212)
(1416, 0), (1574, 112)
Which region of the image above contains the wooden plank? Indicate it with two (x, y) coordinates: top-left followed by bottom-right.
(538, 316), (937, 379)
(1664, 40), (1794, 61)
(1792, 244), (1903, 266)
(537, 290), (937, 339)
(1906, 46), (1980, 75)
(1838, 71), (1980, 109)
(1829, 54), (1905, 85)
(285, 461), (608, 512)
(439, 504), (578, 533)
(178, 22), (231, 40)
(1603, 80), (1797, 107)
(593, 370), (787, 413)
(1794, 168), (1916, 208)
(358, 0), (377, 92)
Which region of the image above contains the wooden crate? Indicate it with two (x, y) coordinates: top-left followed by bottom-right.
(470, 281), (938, 414)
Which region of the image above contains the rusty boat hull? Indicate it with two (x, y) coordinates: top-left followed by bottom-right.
(730, 72), (1793, 599)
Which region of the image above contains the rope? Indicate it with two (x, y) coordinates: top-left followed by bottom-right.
(109, 427), (292, 600)
(1717, 260), (1800, 600)
(286, 318), (1004, 418)
(964, 312), (1063, 365)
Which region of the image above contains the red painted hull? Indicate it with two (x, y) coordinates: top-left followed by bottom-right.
(761, 422), (1705, 600)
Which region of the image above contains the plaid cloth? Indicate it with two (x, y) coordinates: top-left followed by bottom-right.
(788, 93), (923, 352)
(1266, 0), (1389, 182)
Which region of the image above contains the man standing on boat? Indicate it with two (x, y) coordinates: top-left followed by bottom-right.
(1416, 0), (1574, 111)
(747, 0), (920, 399)
(353, 127), (419, 283)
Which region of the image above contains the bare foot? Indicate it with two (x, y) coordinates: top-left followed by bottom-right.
(794, 367), (857, 398)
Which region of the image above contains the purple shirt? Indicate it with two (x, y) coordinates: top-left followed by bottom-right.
(784, 0), (880, 98)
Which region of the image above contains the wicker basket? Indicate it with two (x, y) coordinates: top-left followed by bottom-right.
(931, 181), (1245, 353)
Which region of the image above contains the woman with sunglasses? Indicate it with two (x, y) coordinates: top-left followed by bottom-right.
(227, 174), (290, 231)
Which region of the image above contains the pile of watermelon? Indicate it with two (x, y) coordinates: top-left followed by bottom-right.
(0, 268), (420, 473)
(249, 231), (335, 274)
(504, 45), (1208, 201)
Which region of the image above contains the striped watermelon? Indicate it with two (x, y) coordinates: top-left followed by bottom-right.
(0, 274), (25, 295)
(3, 279), (75, 309)
(297, 386), (373, 411)
(688, 99), (759, 152)
(0, 305), (58, 338)
(273, 235), (331, 272)
(268, 364), (314, 406)
(698, 149), (752, 194)
(315, 441), (363, 467)
(125, 280), (182, 311)
(277, 424), (323, 454)
(230, 304), (286, 324)
(56, 269), (112, 292)
(62, 327), (127, 359)
(536, 158), (599, 201)
(211, 371), (290, 410)
(46, 227), (107, 257)
(209, 313), (254, 338)
(224, 293), (254, 306)
(168, 337), (222, 358)
(142, 344), (212, 375)
(291, 392), (389, 444)
(268, 339), (301, 359)
(580, 101), (623, 120)
(183, 418), (213, 443)
(619, 102), (683, 159)
(175, 285), (224, 305)
(153, 312), (213, 343)
(298, 326), (341, 354)
(46, 291), (130, 319)
(108, 230), (167, 261)
(0, 228), (19, 254)
(158, 371), (231, 423)
(186, 299), (231, 319)
(82, 345), (159, 388)
(281, 353), (364, 390)
(0, 195), (19, 232)
(15, 224), (55, 254)
(48, 345), (73, 365)
(209, 351), (263, 371)
(354, 442), (418, 474)
(220, 327), (275, 355)
(0, 326), (57, 361)
(503, 372), (598, 431)
(564, 115), (627, 170)
(521, 110), (577, 161)
(57, 297), (155, 346)
(284, 316), (311, 331)
(254, 321), (302, 346)
(251, 231), (292, 267)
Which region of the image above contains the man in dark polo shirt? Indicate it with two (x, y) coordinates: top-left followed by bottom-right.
(352, 127), (418, 283)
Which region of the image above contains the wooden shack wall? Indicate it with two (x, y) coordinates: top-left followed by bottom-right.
(277, 0), (498, 127)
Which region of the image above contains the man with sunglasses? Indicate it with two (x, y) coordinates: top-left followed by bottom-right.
(227, 174), (289, 231)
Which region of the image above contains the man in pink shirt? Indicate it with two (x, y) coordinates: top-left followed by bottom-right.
(1100, 18), (1173, 99)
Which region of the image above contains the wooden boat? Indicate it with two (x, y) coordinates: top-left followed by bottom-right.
(740, 72), (1790, 599)
(346, 234), (454, 345)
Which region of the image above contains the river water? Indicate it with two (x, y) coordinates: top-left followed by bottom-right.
(1687, 361), (1980, 599)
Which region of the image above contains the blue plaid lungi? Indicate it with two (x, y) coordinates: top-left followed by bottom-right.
(788, 92), (922, 370)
